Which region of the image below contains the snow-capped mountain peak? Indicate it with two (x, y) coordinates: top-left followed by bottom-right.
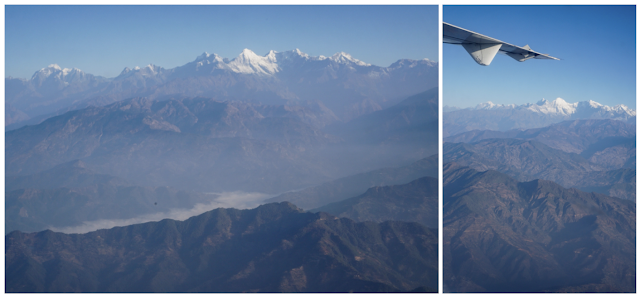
(265, 50), (278, 61)
(528, 97), (577, 115)
(461, 98), (635, 121)
(292, 48), (309, 58)
(116, 64), (164, 79)
(227, 49), (279, 75)
(330, 52), (371, 66)
(197, 52), (211, 60)
(30, 64), (87, 83)
(474, 101), (516, 110)
(588, 99), (603, 108)
(476, 101), (497, 109)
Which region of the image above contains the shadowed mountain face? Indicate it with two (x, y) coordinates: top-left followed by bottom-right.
(443, 138), (635, 201)
(6, 92), (438, 195)
(442, 164), (636, 293)
(323, 87), (439, 173)
(446, 119), (634, 151)
(266, 154), (438, 210)
(5, 97), (339, 194)
(312, 176), (438, 229)
(6, 202), (438, 293)
(445, 119), (636, 169)
(444, 138), (602, 185)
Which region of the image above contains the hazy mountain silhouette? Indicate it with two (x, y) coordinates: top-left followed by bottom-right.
(7, 91), (438, 195)
(266, 154), (438, 210)
(443, 139), (635, 201)
(5, 160), (217, 234)
(312, 176), (438, 229)
(445, 119), (635, 169)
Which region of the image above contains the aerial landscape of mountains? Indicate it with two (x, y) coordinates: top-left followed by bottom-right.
(443, 100), (636, 292)
(5, 49), (440, 292)
(4, 41), (636, 294)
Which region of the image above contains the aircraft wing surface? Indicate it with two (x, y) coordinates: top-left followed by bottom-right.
(443, 22), (560, 66)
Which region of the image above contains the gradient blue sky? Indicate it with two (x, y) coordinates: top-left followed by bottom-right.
(5, 5), (438, 79)
(444, 5), (636, 109)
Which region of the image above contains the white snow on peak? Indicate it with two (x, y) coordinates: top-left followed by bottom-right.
(612, 104), (636, 116)
(184, 48), (383, 75)
(476, 101), (496, 109)
(329, 52), (371, 66)
(292, 48), (309, 58)
(197, 52), (211, 60)
(31, 64), (85, 81)
(265, 50), (278, 63)
(528, 97), (577, 115)
(143, 64), (158, 75)
(474, 101), (516, 110)
(226, 49), (280, 75)
(588, 99), (603, 108)
(62, 67), (80, 76)
(421, 59), (438, 67)
(469, 98), (636, 119)
(133, 66), (141, 71)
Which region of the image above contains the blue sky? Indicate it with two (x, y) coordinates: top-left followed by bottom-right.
(5, 5), (438, 79)
(444, 5), (636, 109)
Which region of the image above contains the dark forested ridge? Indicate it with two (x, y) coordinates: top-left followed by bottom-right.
(442, 163), (636, 292)
(6, 202), (438, 293)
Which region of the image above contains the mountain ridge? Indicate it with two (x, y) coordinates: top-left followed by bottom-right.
(6, 49), (438, 126)
(444, 99), (635, 137)
(443, 164), (636, 292)
(6, 202), (438, 292)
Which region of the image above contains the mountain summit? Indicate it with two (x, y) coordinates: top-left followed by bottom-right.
(6, 49), (437, 126)
(444, 98), (636, 136)
(469, 98), (636, 119)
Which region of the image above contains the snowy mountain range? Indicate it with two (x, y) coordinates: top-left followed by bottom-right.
(444, 98), (636, 136)
(468, 98), (635, 118)
(6, 49), (438, 127)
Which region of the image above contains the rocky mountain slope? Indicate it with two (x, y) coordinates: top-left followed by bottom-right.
(6, 202), (438, 292)
(443, 163), (636, 292)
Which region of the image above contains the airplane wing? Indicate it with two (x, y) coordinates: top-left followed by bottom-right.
(443, 22), (560, 66)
